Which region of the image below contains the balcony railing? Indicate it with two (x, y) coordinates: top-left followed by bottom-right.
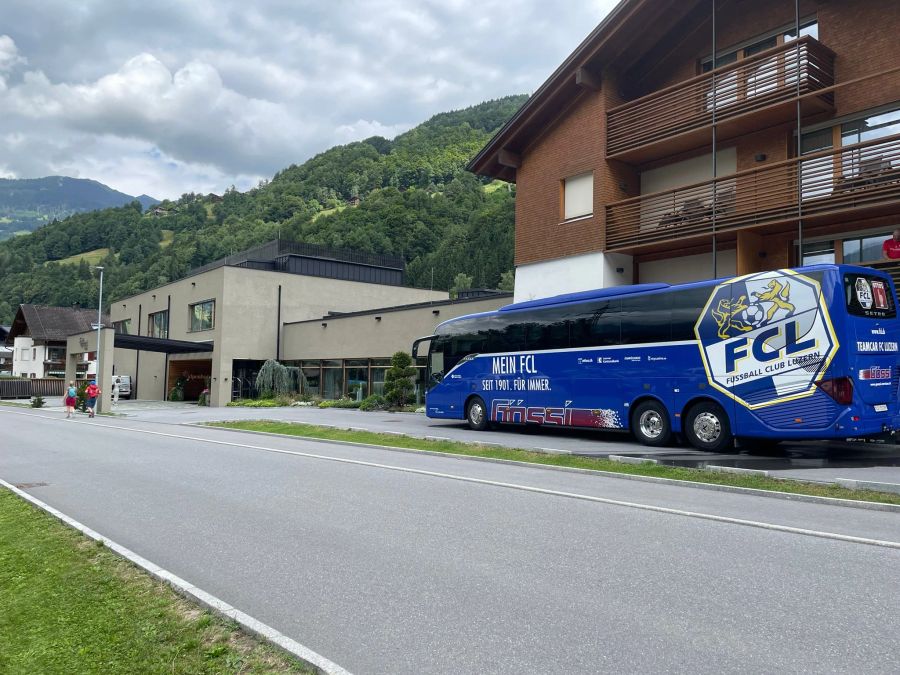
(605, 133), (900, 252)
(607, 36), (835, 161)
(868, 260), (900, 289)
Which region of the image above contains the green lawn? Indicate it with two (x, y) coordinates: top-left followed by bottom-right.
(0, 489), (312, 674)
(311, 205), (346, 221)
(208, 420), (900, 506)
(50, 248), (111, 266)
(483, 180), (509, 194)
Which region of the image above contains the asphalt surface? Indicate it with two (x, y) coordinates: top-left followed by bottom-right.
(2, 407), (900, 673)
(89, 400), (900, 485)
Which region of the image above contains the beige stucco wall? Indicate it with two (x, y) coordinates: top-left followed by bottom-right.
(66, 328), (114, 414)
(109, 265), (448, 405)
(282, 296), (511, 361)
(639, 250), (737, 284)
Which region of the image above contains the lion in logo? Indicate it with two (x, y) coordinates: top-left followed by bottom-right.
(752, 279), (794, 322)
(711, 295), (754, 339)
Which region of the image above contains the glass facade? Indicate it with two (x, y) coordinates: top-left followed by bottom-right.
(843, 233), (895, 264)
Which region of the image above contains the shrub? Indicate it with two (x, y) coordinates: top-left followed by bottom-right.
(30, 395), (45, 408)
(256, 360), (298, 398)
(76, 383), (88, 412)
(359, 394), (387, 412)
(318, 398), (362, 409)
(226, 399), (278, 408)
(383, 351), (416, 407)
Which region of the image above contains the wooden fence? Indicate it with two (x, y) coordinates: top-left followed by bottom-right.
(0, 378), (89, 399)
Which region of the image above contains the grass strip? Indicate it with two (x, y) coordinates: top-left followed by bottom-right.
(208, 420), (900, 506)
(0, 488), (312, 674)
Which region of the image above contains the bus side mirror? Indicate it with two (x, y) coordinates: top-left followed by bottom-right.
(431, 372), (444, 384)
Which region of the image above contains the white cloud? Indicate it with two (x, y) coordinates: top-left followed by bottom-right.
(0, 1), (620, 199)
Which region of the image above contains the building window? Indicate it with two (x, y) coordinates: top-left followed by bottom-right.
(113, 319), (132, 335)
(840, 108), (900, 179)
(21, 348), (30, 361)
(189, 300), (215, 332)
(148, 310), (169, 339)
(562, 173), (593, 221)
(843, 232), (895, 264)
(800, 240), (834, 266)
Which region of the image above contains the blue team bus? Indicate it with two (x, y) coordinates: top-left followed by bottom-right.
(414, 265), (900, 451)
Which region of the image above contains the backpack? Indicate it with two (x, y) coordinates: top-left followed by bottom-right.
(67, 386), (77, 397)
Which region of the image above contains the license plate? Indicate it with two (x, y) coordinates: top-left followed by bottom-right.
(874, 404), (888, 412)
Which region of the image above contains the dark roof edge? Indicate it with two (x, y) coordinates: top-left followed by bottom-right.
(284, 292), (513, 326)
(466, 0), (635, 175)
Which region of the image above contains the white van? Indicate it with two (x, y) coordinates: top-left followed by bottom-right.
(112, 375), (132, 399)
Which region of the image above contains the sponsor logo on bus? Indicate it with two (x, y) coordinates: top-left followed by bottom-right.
(694, 269), (839, 409)
(859, 366), (892, 381)
(490, 399), (622, 429)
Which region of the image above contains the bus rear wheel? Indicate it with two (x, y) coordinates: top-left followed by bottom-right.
(466, 396), (489, 431)
(631, 400), (672, 447)
(684, 401), (733, 452)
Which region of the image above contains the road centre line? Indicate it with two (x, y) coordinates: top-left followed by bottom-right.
(3, 409), (900, 550)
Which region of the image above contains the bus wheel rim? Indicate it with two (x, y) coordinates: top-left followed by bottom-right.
(469, 402), (484, 425)
(694, 412), (721, 443)
(639, 410), (663, 439)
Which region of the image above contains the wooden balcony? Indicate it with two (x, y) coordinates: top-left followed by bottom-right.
(868, 260), (900, 289)
(605, 134), (900, 254)
(607, 36), (835, 163)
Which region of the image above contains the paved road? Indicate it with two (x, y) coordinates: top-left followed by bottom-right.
(2, 408), (899, 673)
(95, 400), (900, 485)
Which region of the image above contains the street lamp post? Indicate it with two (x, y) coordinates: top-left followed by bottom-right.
(92, 266), (105, 385)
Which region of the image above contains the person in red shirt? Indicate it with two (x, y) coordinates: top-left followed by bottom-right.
(85, 380), (101, 418)
(882, 229), (900, 259)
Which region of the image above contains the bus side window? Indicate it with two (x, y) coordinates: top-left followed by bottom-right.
(621, 295), (670, 344)
(670, 287), (711, 341)
(572, 300), (621, 347)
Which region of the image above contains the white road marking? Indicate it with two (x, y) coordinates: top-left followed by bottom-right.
(0, 477), (352, 675)
(3, 409), (900, 550)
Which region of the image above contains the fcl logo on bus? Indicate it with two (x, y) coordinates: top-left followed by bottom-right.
(694, 269), (839, 409)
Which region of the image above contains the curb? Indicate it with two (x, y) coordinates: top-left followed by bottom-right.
(0, 479), (351, 675)
(835, 478), (900, 496)
(196, 422), (900, 513)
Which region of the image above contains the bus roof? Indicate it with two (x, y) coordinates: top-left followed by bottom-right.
(499, 283), (669, 312)
(434, 263), (886, 331)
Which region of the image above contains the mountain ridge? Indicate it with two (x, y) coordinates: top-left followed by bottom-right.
(0, 176), (159, 239)
(0, 94), (528, 323)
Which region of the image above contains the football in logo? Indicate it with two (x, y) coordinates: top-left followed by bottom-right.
(695, 270), (839, 409)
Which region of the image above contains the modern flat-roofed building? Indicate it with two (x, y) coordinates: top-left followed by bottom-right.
(469, 0), (900, 300)
(282, 291), (512, 401)
(109, 240), (449, 406)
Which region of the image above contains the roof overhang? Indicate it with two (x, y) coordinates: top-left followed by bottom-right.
(113, 333), (214, 354)
(466, 0), (699, 181)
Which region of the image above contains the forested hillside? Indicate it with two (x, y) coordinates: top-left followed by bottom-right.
(0, 176), (158, 239)
(0, 95), (526, 323)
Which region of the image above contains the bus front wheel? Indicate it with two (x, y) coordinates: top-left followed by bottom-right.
(466, 396), (489, 431)
(684, 401), (733, 452)
(631, 400), (672, 447)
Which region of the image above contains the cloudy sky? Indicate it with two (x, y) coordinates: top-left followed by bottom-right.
(0, 1), (617, 199)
